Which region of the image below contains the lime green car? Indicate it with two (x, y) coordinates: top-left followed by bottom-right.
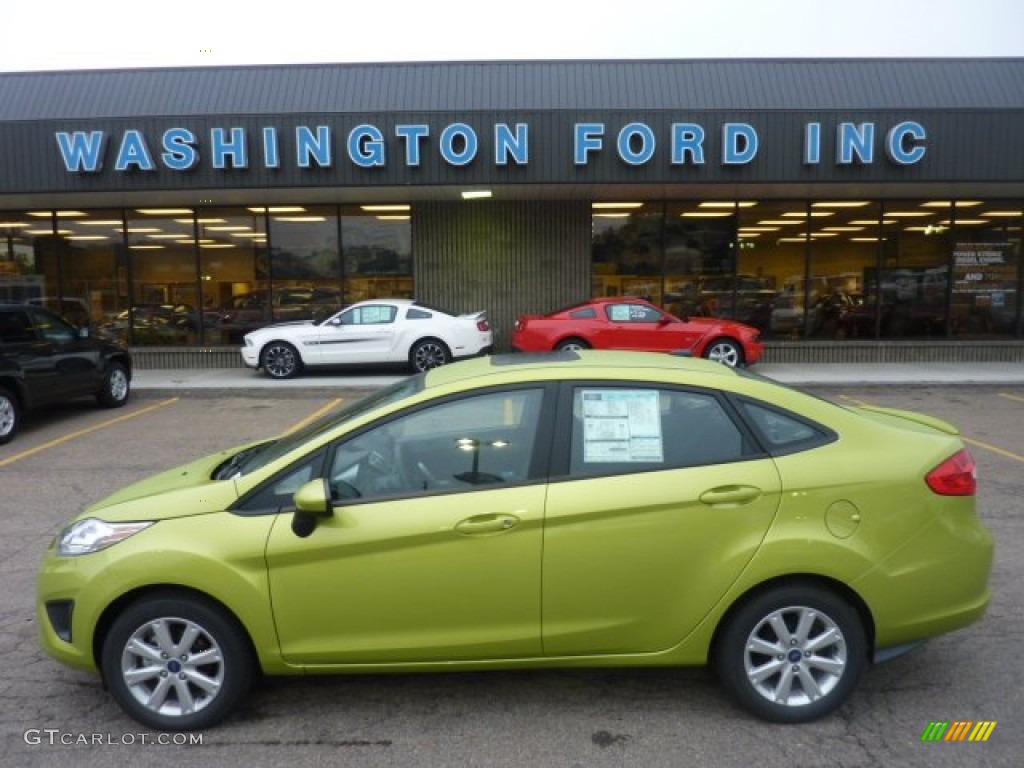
(37, 351), (993, 730)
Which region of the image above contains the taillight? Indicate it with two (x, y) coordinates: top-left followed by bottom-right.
(925, 449), (977, 496)
(513, 320), (523, 332)
(477, 319), (490, 332)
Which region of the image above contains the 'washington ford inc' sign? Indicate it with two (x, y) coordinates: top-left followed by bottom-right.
(54, 120), (928, 173)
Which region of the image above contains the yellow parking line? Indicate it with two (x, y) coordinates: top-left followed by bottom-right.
(838, 394), (1024, 463)
(282, 398), (344, 435)
(961, 436), (1024, 463)
(0, 398), (179, 469)
(1000, 393), (1024, 404)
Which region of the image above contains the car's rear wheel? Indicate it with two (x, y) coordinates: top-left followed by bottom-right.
(261, 341), (302, 379)
(101, 593), (253, 731)
(714, 585), (866, 723)
(409, 338), (450, 372)
(96, 362), (130, 407)
(0, 387), (21, 445)
(555, 337), (590, 352)
(703, 338), (743, 367)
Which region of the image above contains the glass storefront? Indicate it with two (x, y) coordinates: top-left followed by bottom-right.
(1, 197), (1020, 347)
(0, 205), (412, 346)
(591, 199), (1022, 340)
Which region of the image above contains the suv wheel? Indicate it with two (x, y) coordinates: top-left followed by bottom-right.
(96, 362), (130, 407)
(0, 387), (20, 444)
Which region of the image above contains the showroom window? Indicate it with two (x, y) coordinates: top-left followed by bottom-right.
(342, 204), (413, 303)
(0, 211), (60, 309)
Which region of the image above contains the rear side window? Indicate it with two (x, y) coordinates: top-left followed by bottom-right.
(738, 399), (833, 454)
(567, 386), (750, 478)
(569, 307), (596, 319)
(407, 308), (433, 320)
(0, 310), (35, 343)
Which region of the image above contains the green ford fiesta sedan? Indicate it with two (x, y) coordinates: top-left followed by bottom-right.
(37, 351), (994, 730)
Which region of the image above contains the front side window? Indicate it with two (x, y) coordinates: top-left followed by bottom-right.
(568, 386), (748, 478)
(340, 305), (397, 325)
(328, 388), (545, 501)
(606, 303), (663, 323)
(27, 308), (76, 344)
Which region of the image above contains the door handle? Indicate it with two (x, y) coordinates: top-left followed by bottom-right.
(699, 486), (762, 506)
(455, 513), (520, 535)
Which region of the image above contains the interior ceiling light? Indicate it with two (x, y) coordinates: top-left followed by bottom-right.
(376, 215), (411, 221)
(79, 220), (124, 226)
(981, 210), (1023, 217)
(757, 220), (805, 225)
(593, 213), (632, 219)
(274, 216), (327, 222)
(28, 210), (86, 217)
(135, 208), (193, 215)
(782, 211), (834, 217)
(461, 190), (492, 200)
(922, 200), (983, 207)
(65, 235), (109, 241)
(850, 237), (886, 242)
(0, 221), (30, 227)
(681, 211), (732, 218)
(883, 211), (933, 217)
(361, 204), (411, 212)
(811, 201), (870, 208)
(822, 226), (865, 232)
(848, 219), (897, 225)
(247, 206), (307, 213)
(592, 202), (643, 209)
(698, 201), (757, 208)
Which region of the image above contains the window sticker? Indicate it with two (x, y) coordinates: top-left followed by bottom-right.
(609, 305), (631, 322)
(360, 306), (393, 324)
(580, 389), (664, 463)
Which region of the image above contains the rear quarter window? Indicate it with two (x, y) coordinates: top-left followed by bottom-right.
(737, 399), (835, 455)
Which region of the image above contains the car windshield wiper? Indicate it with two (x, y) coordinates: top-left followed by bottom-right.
(212, 443), (272, 480)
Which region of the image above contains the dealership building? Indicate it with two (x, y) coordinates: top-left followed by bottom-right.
(0, 58), (1021, 367)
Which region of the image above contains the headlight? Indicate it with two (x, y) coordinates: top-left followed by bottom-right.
(57, 518), (154, 556)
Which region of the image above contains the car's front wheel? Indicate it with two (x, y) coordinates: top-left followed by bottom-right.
(96, 362), (130, 407)
(0, 387), (21, 445)
(261, 341), (302, 379)
(409, 338), (450, 372)
(714, 585), (866, 723)
(703, 338), (743, 367)
(101, 592), (254, 731)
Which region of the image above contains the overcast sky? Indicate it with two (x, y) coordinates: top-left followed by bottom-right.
(3, 0), (1022, 72)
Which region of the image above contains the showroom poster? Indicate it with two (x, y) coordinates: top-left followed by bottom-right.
(580, 389), (664, 463)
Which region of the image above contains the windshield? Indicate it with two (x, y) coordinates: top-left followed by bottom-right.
(235, 375), (425, 475)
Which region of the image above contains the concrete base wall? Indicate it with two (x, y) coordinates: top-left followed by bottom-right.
(130, 341), (1024, 370)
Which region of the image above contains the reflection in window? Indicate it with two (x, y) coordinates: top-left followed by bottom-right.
(329, 388), (543, 500)
(342, 205), (413, 303)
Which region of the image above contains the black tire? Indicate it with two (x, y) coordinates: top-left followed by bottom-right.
(714, 585), (866, 723)
(555, 337), (590, 352)
(409, 338), (450, 372)
(260, 341), (302, 379)
(96, 362), (131, 407)
(702, 338), (744, 368)
(101, 593), (254, 731)
(0, 386), (21, 445)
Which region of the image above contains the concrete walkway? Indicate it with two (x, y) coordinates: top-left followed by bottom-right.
(131, 361), (1024, 393)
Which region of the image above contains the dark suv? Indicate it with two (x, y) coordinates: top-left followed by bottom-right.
(0, 305), (133, 444)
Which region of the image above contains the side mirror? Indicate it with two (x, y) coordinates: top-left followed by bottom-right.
(657, 316), (673, 326)
(291, 478), (333, 537)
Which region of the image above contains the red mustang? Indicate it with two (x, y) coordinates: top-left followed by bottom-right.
(511, 297), (764, 367)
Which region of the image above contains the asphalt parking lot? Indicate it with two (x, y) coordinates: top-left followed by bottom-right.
(1, 383), (1021, 768)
